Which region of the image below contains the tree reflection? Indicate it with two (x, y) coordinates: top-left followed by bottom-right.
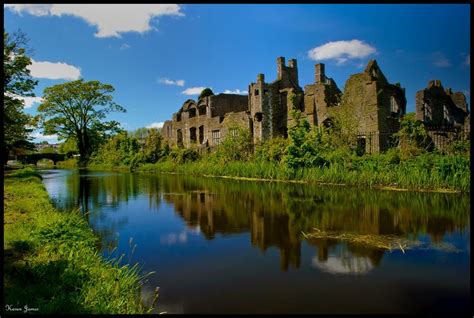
(160, 175), (469, 272)
(47, 170), (469, 273)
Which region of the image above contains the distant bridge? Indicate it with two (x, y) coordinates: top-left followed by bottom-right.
(13, 153), (66, 165)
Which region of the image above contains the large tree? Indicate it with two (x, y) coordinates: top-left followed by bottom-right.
(3, 31), (38, 161)
(37, 79), (125, 165)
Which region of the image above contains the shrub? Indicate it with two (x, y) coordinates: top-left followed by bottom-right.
(394, 113), (428, 159)
(169, 147), (200, 164)
(214, 127), (253, 163)
(254, 137), (288, 163)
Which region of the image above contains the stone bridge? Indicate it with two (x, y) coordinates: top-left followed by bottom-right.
(13, 153), (66, 165)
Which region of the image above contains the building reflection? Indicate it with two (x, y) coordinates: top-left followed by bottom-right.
(160, 175), (469, 273)
(48, 170), (469, 274)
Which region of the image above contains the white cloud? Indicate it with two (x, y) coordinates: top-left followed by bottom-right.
(146, 122), (164, 129)
(181, 86), (209, 95)
(120, 43), (130, 50)
(28, 59), (81, 80)
(5, 4), (183, 38)
(432, 52), (451, 68)
(20, 96), (44, 108)
(160, 231), (187, 245)
(4, 92), (43, 108)
(308, 40), (377, 65)
(465, 54), (470, 66)
(158, 78), (185, 87)
(30, 132), (59, 142)
(222, 89), (248, 95)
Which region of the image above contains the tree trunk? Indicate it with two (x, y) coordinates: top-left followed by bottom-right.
(76, 131), (88, 167)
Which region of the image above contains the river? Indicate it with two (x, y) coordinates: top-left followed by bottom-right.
(38, 169), (470, 314)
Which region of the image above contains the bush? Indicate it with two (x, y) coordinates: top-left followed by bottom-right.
(283, 109), (330, 169)
(169, 147), (200, 164)
(213, 127), (253, 163)
(89, 132), (140, 167)
(394, 113), (428, 159)
(254, 137), (288, 163)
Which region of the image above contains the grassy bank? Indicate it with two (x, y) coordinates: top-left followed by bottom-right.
(136, 152), (470, 193)
(4, 168), (156, 314)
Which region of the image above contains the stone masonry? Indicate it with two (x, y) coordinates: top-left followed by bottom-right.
(161, 56), (468, 153)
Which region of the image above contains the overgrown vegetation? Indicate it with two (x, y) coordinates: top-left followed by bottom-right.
(4, 31), (38, 162)
(88, 128), (167, 170)
(4, 168), (157, 314)
(87, 110), (469, 192)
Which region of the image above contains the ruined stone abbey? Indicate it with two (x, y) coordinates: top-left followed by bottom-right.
(162, 57), (469, 153)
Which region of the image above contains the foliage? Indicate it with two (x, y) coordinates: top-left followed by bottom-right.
(58, 138), (79, 157)
(89, 128), (169, 170)
(447, 139), (470, 156)
(4, 170), (155, 314)
(37, 79), (125, 165)
(393, 113), (428, 158)
(198, 88), (214, 99)
(40, 146), (57, 154)
(213, 127), (253, 163)
(142, 128), (165, 163)
(142, 150), (469, 192)
(3, 31), (38, 160)
(283, 109), (329, 170)
(56, 158), (78, 168)
(328, 102), (359, 151)
(169, 147), (200, 164)
(254, 137), (289, 163)
(89, 132), (140, 169)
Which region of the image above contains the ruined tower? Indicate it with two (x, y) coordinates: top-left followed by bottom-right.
(339, 60), (406, 153)
(249, 57), (303, 143)
(415, 80), (469, 127)
(303, 63), (342, 126)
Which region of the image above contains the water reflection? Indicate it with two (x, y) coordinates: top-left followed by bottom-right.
(42, 170), (469, 274)
(39, 169), (470, 313)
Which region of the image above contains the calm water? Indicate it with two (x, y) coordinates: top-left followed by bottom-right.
(39, 169), (470, 314)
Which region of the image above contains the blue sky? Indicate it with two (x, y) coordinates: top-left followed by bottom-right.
(4, 4), (470, 143)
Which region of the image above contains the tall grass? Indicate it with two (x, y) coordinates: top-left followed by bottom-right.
(4, 168), (156, 314)
(136, 152), (470, 192)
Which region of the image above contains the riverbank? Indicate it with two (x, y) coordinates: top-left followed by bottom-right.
(135, 153), (470, 193)
(4, 168), (155, 314)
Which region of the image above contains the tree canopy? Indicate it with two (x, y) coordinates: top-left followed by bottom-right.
(37, 79), (125, 164)
(3, 31), (38, 160)
(199, 88), (214, 99)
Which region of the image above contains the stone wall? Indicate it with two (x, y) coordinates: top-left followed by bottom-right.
(415, 80), (468, 127)
(304, 63), (342, 126)
(338, 60), (406, 152)
(248, 57), (303, 143)
(161, 56), (470, 155)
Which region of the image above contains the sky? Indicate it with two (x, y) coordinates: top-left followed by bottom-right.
(4, 4), (471, 143)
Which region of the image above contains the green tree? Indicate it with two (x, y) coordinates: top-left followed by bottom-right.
(40, 146), (56, 154)
(394, 112), (428, 158)
(89, 132), (140, 167)
(283, 109), (329, 170)
(58, 137), (79, 157)
(37, 79), (125, 165)
(214, 127), (253, 163)
(142, 128), (163, 163)
(3, 31), (38, 161)
(199, 88), (214, 99)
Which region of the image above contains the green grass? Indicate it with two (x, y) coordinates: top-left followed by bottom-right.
(136, 152), (470, 193)
(56, 158), (78, 168)
(4, 168), (157, 314)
